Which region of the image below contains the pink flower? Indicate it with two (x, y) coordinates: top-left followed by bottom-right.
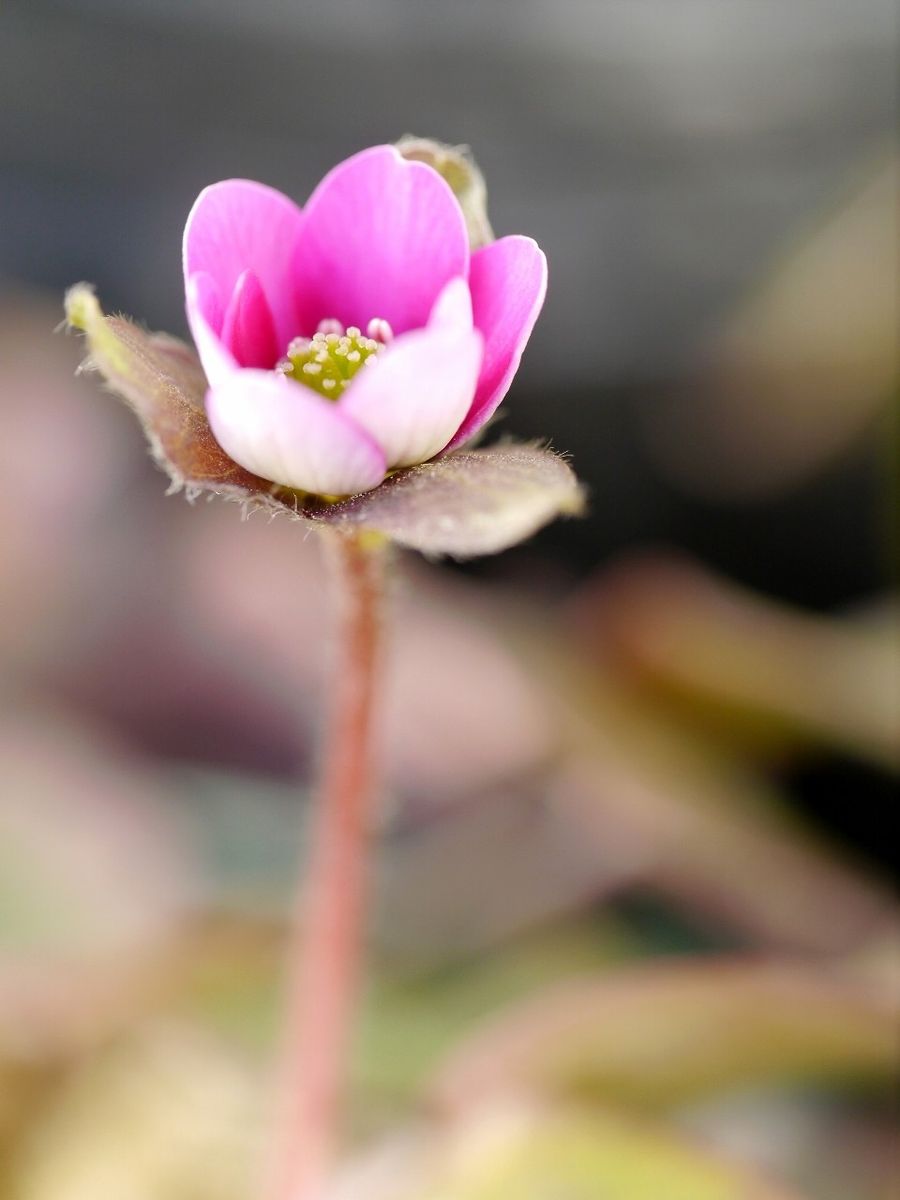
(183, 145), (547, 496)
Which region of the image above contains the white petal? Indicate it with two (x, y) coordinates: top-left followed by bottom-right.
(428, 274), (474, 331)
(340, 321), (483, 469)
(206, 370), (387, 495)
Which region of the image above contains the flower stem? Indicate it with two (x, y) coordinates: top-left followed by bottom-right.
(274, 529), (388, 1200)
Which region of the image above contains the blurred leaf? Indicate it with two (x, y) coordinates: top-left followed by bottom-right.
(516, 617), (897, 953)
(571, 554), (900, 771)
(680, 1091), (898, 1200)
(353, 921), (637, 1133)
(175, 530), (560, 802)
(7, 1025), (264, 1200)
(374, 775), (642, 967)
(331, 1103), (806, 1200)
(0, 1058), (60, 1196)
(430, 958), (896, 1115)
(557, 746), (895, 954)
(0, 706), (207, 1180)
(160, 914), (284, 1052)
(167, 765), (632, 970)
(65, 286), (583, 558)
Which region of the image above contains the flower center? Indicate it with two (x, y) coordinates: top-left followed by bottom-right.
(278, 317), (393, 400)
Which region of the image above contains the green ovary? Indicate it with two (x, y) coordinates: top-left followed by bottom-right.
(279, 320), (388, 401)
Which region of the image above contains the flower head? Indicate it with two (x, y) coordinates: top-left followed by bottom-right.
(184, 145), (547, 496)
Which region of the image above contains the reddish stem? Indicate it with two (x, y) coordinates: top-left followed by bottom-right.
(273, 530), (387, 1200)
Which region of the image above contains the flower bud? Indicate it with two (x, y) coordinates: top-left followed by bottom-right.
(395, 136), (494, 250)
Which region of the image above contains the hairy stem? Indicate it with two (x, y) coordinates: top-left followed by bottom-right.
(274, 529), (388, 1200)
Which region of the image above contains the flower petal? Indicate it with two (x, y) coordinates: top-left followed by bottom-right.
(220, 270), (279, 369)
(293, 145), (469, 337)
(183, 179), (303, 347)
(341, 280), (483, 469)
(186, 271), (238, 388)
(428, 274), (474, 332)
(446, 235), (547, 450)
(206, 370), (387, 495)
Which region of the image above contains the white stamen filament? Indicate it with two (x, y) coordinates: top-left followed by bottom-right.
(366, 317), (393, 344)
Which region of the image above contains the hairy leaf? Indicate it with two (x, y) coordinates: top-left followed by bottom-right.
(323, 444), (584, 557)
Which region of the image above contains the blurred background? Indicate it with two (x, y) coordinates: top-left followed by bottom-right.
(1, 2), (897, 1198)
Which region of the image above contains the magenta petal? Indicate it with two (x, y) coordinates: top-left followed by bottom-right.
(186, 271), (239, 388)
(341, 280), (483, 469)
(220, 270), (279, 369)
(293, 145), (469, 337)
(183, 179), (303, 347)
(446, 235), (547, 451)
(206, 370), (387, 495)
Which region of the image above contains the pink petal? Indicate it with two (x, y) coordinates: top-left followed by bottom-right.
(183, 179), (303, 347)
(293, 145), (469, 337)
(340, 279), (483, 469)
(220, 270), (279, 369)
(446, 235), (547, 451)
(206, 370), (387, 495)
(186, 271), (238, 388)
